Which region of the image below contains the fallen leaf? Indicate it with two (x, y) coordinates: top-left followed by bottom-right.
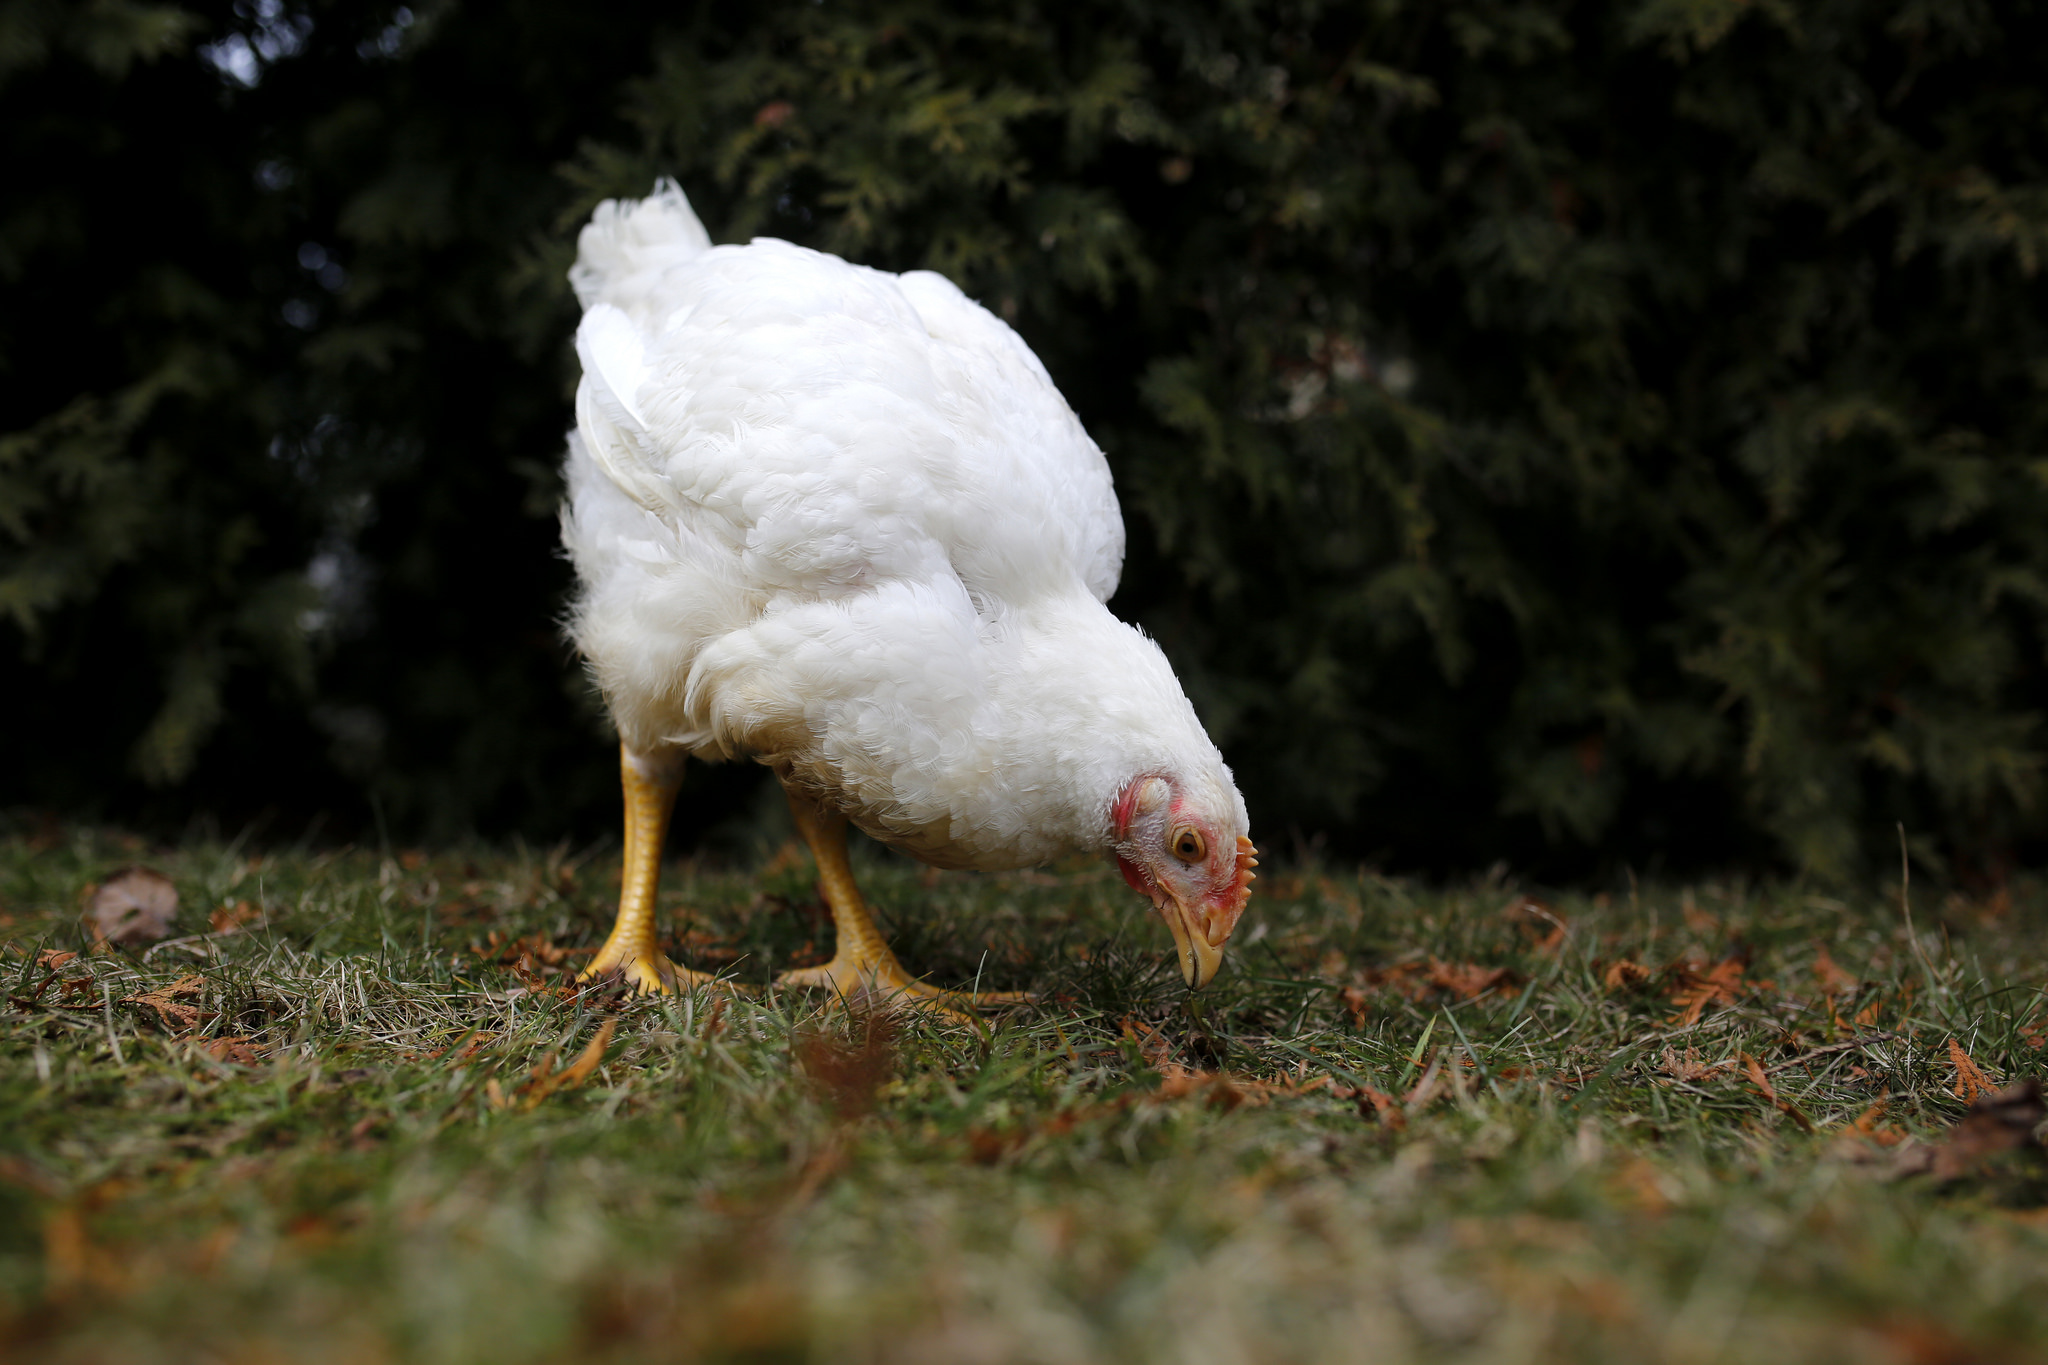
(1949, 1038), (1998, 1104)
(84, 867), (178, 946)
(1425, 958), (1521, 1000)
(1667, 957), (1746, 1027)
(1854, 981), (1912, 1030)
(1828, 1099), (1908, 1162)
(1506, 896), (1568, 953)
(1403, 1052), (1448, 1110)
(209, 900), (262, 935)
(413, 1030), (498, 1063)
(1346, 958), (1520, 1004)
(1601, 959), (1653, 992)
(1742, 1051), (1814, 1133)
(1811, 945), (1858, 998)
(1120, 1016), (1177, 1072)
(199, 1036), (265, 1065)
(470, 929), (588, 969)
(672, 927), (744, 969)
(794, 1009), (899, 1120)
(552, 1017), (617, 1091)
(0, 1155), (60, 1197)
(1354, 1086), (1408, 1131)
(1660, 1047), (1734, 1084)
(1893, 1081), (2047, 1184)
(122, 975), (212, 1035)
(966, 1126), (1022, 1164)
(1608, 1156), (1678, 1213)
(10, 950), (88, 1011)
(1156, 1069), (1249, 1110)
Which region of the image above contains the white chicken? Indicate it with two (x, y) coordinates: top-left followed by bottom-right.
(560, 181), (1255, 1005)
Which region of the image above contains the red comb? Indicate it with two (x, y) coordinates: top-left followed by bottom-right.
(1204, 835), (1258, 947)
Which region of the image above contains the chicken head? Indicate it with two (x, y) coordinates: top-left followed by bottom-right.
(1111, 775), (1257, 988)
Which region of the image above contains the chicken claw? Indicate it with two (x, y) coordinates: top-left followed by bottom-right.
(776, 785), (1029, 1018)
(579, 743), (730, 996)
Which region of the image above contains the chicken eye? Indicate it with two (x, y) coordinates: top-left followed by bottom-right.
(1171, 828), (1206, 863)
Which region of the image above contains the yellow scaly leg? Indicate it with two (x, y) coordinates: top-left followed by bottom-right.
(580, 743), (719, 995)
(773, 784), (1029, 1013)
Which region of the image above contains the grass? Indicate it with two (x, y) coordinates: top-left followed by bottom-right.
(4, 821), (2048, 1364)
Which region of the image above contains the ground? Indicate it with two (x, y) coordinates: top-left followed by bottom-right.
(3, 823), (2047, 1364)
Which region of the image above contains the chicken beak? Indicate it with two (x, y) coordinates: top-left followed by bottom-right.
(1158, 894), (1224, 990)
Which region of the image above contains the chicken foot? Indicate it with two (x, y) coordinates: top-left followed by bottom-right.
(776, 785), (1029, 1014)
(580, 744), (726, 995)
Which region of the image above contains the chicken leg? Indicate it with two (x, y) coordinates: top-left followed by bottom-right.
(580, 744), (722, 995)
(775, 784), (1028, 1011)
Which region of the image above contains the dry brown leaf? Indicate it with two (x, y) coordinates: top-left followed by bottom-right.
(1400, 1051), (1451, 1111)
(1506, 896), (1568, 953)
(967, 1061), (1339, 1165)
(1425, 959), (1521, 1000)
(1811, 945), (1858, 998)
(0, 1155), (60, 1197)
(199, 1036), (265, 1066)
(1608, 1156), (1678, 1213)
(11, 949), (90, 1010)
(1347, 958), (1520, 1004)
(965, 1126), (1016, 1164)
(505, 1020), (619, 1110)
(1831, 1099), (1908, 1154)
(1155, 1070), (1251, 1110)
(84, 867), (178, 947)
(1601, 958), (1654, 992)
(470, 929), (588, 969)
(1870, 1317), (2024, 1365)
(1893, 1080), (2046, 1184)
(1949, 1038), (1997, 1104)
(794, 1009), (900, 1120)
(1742, 1051), (1814, 1132)
(209, 900), (262, 935)
(1120, 1016), (1177, 1071)
(122, 975), (211, 1035)
(413, 1030), (498, 1063)
(553, 1017), (617, 1091)
(1659, 1047), (1733, 1084)
(1668, 957), (1746, 1027)
(1353, 1085), (1408, 1131)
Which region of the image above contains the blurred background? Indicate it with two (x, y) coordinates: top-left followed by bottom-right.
(6, 0), (2048, 883)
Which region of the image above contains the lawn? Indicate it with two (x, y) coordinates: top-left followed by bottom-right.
(3, 821), (2047, 1364)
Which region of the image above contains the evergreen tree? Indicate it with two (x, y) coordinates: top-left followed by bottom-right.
(8, 0), (2048, 880)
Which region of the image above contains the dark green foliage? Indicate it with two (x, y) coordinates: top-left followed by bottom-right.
(8, 0), (2048, 878)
